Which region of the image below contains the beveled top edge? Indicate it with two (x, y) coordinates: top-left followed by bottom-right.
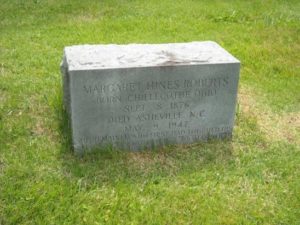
(62, 41), (240, 71)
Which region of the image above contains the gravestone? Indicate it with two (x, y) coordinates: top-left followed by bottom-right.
(61, 41), (240, 154)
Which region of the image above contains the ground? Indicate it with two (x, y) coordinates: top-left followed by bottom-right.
(0, 0), (300, 224)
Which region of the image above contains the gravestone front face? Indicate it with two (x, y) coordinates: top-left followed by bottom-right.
(61, 41), (240, 154)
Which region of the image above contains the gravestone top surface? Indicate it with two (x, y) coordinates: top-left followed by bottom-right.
(63, 41), (239, 71)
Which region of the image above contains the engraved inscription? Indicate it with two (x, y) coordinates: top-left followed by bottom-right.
(78, 75), (233, 149)
(78, 126), (233, 148)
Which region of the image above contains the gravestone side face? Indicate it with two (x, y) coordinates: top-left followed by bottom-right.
(61, 41), (240, 154)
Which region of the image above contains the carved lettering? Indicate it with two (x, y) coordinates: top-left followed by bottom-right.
(169, 121), (189, 129)
(137, 112), (182, 121)
(189, 110), (205, 118)
(97, 96), (121, 103)
(124, 124), (143, 132)
(108, 115), (130, 123)
(146, 80), (180, 90)
(123, 104), (145, 113)
(170, 102), (190, 109)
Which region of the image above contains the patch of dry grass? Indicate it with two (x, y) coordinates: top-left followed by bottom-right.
(239, 87), (300, 145)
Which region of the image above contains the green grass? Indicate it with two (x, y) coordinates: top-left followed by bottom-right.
(0, 0), (299, 224)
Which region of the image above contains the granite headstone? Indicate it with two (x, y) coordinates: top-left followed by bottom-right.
(61, 41), (240, 154)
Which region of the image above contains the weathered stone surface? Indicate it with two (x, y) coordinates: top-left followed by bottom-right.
(61, 41), (240, 153)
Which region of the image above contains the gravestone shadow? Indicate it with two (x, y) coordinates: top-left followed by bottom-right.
(57, 106), (234, 188)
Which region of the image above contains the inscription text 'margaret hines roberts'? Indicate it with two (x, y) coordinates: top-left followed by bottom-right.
(83, 77), (229, 103)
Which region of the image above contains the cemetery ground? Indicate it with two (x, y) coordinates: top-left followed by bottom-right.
(0, 0), (299, 224)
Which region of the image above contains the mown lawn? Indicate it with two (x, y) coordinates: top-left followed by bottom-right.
(0, 0), (299, 224)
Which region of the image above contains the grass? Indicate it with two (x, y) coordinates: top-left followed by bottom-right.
(0, 0), (299, 224)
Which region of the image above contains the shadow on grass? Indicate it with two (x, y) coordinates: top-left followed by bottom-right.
(55, 104), (236, 188)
